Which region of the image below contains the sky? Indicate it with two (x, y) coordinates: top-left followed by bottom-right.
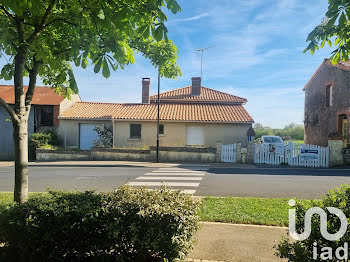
(0, 0), (333, 128)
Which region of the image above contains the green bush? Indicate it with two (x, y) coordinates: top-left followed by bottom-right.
(276, 185), (350, 261)
(0, 187), (200, 261)
(29, 132), (58, 160)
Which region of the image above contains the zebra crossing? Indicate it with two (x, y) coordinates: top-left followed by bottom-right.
(127, 166), (209, 195)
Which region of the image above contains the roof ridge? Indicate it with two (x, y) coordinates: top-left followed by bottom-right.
(200, 86), (247, 101)
(150, 85), (247, 102)
(150, 85), (191, 98)
(303, 58), (350, 90)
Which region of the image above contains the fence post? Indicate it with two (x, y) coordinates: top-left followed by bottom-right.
(236, 143), (242, 163)
(216, 141), (222, 162)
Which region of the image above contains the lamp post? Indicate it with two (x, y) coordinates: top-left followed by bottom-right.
(156, 66), (160, 163)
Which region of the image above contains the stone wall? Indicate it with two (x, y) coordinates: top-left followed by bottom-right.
(304, 63), (350, 147)
(37, 146), (217, 163)
(328, 139), (344, 166)
(36, 149), (90, 161)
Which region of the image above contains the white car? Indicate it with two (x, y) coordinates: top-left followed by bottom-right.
(261, 135), (285, 154)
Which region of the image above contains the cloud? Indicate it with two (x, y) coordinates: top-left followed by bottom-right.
(168, 12), (209, 23)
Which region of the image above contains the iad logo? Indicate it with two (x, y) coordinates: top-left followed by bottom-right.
(288, 199), (349, 260)
(288, 199), (348, 241)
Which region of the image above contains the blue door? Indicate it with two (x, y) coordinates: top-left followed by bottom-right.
(79, 124), (99, 150)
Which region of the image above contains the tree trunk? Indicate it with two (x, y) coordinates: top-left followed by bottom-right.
(13, 119), (29, 203)
(13, 39), (29, 203)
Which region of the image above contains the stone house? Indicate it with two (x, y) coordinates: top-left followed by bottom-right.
(59, 77), (254, 150)
(0, 85), (80, 160)
(303, 59), (350, 148)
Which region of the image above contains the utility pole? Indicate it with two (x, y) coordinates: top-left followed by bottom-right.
(156, 66), (160, 163)
(196, 46), (216, 79)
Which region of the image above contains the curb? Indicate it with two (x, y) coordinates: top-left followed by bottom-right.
(200, 221), (288, 229)
(187, 259), (225, 262)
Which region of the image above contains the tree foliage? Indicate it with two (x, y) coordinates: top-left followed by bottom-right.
(0, 0), (182, 203)
(254, 123), (304, 141)
(304, 0), (350, 64)
(0, 0), (182, 98)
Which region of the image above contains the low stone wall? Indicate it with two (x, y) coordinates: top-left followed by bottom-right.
(91, 148), (151, 161)
(36, 149), (91, 161)
(36, 146), (217, 163)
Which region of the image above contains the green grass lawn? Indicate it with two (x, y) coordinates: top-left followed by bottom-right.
(0, 192), (312, 227)
(200, 196), (313, 226)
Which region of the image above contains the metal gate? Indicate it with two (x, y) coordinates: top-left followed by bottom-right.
(221, 144), (237, 163)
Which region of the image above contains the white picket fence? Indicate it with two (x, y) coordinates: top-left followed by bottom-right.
(221, 144), (237, 163)
(254, 142), (329, 168)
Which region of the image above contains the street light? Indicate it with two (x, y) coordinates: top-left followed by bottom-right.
(156, 66), (160, 163)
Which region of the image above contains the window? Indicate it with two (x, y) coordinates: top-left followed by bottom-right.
(130, 124), (141, 139)
(159, 124), (164, 135)
(34, 105), (54, 131)
(326, 85), (333, 107)
(186, 126), (204, 145)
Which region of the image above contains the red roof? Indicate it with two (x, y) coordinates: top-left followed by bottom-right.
(150, 86), (247, 104)
(303, 59), (350, 90)
(0, 85), (65, 105)
(59, 102), (254, 123)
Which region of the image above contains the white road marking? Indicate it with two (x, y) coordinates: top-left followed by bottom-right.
(152, 170), (206, 173)
(136, 176), (203, 181)
(145, 188), (196, 195)
(144, 172), (205, 176)
(128, 182), (200, 187)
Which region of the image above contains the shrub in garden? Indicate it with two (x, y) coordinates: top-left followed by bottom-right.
(276, 185), (350, 261)
(93, 124), (113, 148)
(29, 132), (59, 159)
(0, 187), (200, 261)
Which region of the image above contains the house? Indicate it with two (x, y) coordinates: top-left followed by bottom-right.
(0, 85), (80, 160)
(59, 77), (254, 150)
(303, 59), (350, 148)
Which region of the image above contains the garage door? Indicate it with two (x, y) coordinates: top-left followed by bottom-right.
(79, 124), (99, 150)
(186, 126), (204, 145)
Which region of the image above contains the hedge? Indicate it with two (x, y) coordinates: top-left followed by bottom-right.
(0, 187), (200, 261)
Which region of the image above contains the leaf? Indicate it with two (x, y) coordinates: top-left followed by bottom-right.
(339, 12), (346, 26)
(94, 57), (102, 73)
(68, 70), (78, 94)
(74, 55), (82, 67)
(154, 26), (163, 41)
(335, 38), (341, 45)
(81, 58), (88, 69)
(320, 40), (326, 48)
(332, 52), (340, 64)
(326, 15), (337, 28)
(97, 9), (105, 20)
(102, 58), (110, 78)
(327, 40), (332, 47)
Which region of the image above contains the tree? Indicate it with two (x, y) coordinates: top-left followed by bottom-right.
(0, 0), (181, 203)
(304, 0), (350, 64)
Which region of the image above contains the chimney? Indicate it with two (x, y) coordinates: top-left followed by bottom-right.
(142, 78), (150, 103)
(191, 77), (201, 96)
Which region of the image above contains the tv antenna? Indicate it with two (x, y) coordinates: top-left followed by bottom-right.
(196, 46), (216, 79)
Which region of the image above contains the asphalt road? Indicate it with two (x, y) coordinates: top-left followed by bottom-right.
(1, 165), (350, 199)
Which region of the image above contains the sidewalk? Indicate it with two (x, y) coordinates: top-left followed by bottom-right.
(189, 222), (288, 262)
(1, 160), (255, 169)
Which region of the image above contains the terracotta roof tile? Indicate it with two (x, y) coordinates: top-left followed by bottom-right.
(59, 102), (254, 123)
(150, 86), (247, 103)
(0, 85), (65, 105)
